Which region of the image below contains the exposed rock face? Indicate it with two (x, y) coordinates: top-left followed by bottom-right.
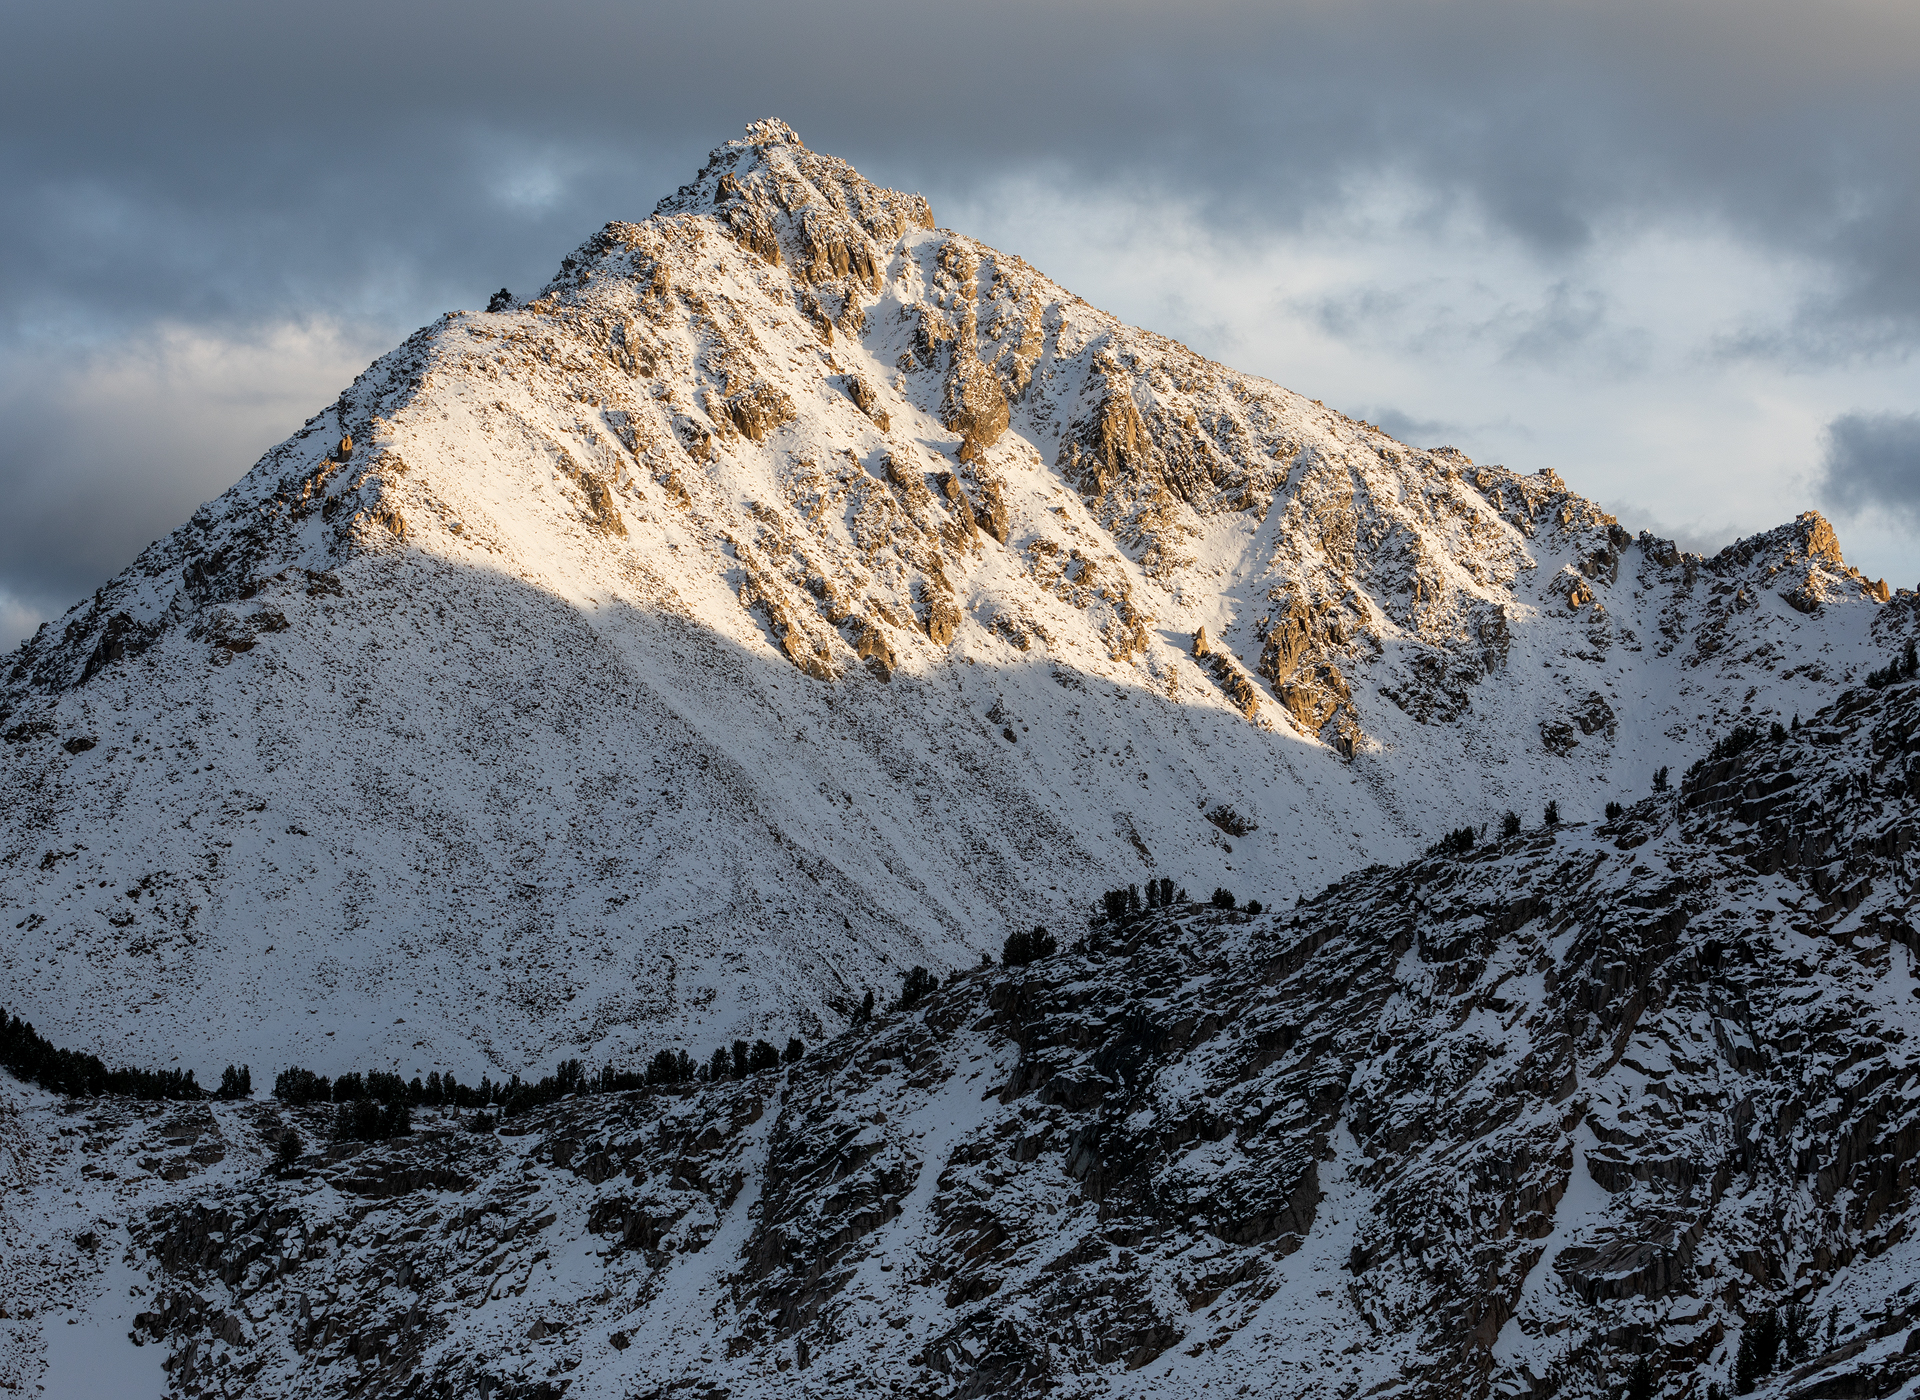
(11, 673), (1919, 1399)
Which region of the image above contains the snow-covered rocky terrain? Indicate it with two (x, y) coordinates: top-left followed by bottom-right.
(2, 119), (1917, 1398)
(4, 662), (1917, 1399)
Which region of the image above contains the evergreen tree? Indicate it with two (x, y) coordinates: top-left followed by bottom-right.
(748, 1039), (780, 1072)
(1782, 1302), (1813, 1364)
(731, 1040), (751, 1080)
(899, 966), (937, 1010)
(855, 989), (875, 1026)
(706, 1046), (731, 1081)
(1502, 810), (1522, 838)
(1544, 800), (1560, 826)
(1127, 883), (1141, 913)
(1755, 1307), (1781, 1374)
(1652, 766), (1669, 792)
(487, 288), (514, 312)
(1003, 925), (1057, 967)
(1624, 1355), (1656, 1400)
(1211, 888), (1235, 909)
(1605, 801), (1623, 821)
(783, 1037), (805, 1064)
(274, 1125), (304, 1173)
(217, 1064), (251, 1100)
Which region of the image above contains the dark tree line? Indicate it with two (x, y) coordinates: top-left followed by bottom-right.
(1865, 639), (1918, 690)
(1, 1004), (206, 1101)
(1100, 878), (1188, 921)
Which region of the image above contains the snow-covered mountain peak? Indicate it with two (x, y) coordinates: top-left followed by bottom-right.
(0, 121), (1912, 1086)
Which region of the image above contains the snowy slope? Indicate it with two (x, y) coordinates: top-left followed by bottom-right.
(0, 118), (1908, 1088)
(4, 668), (1916, 1400)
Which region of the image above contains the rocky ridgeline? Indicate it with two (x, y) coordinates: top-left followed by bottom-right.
(6, 673), (1907, 1398)
(4, 120), (1890, 753)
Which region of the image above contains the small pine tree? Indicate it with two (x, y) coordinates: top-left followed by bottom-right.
(1734, 1326), (1758, 1394)
(1003, 925), (1057, 967)
(856, 989), (875, 1025)
(1245, 900), (1263, 915)
(1625, 1355), (1656, 1400)
(706, 1046), (731, 1081)
(1770, 720), (1788, 743)
(783, 1037), (805, 1064)
(1502, 810), (1521, 838)
(218, 1064), (251, 1100)
(1127, 883), (1141, 913)
(1211, 888), (1235, 909)
(1544, 800), (1560, 826)
(1782, 1301), (1813, 1364)
(1605, 801), (1623, 821)
(731, 1040), (751, 1080)
(274, 1125), (304, 1173)
(1756, 1307), (1781, 1375)
(1002, 927), (1032, 965)
(1905, 638), (1918, 677)
(1652, 766), (1669, 792)
(748, 1039), (780, 1073)
(1160, 877), (1175, 906)
(487, 288), (514, 312)
(899, 966), (937, 1010)
(1102, 888), (1129, 920)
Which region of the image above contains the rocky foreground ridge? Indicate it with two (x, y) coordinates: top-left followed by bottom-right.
(0, 120), (1910, 1082)
(5, 665), (1919, 1399)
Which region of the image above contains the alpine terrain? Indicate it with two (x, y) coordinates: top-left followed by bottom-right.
(2, 120), (1917, 1400)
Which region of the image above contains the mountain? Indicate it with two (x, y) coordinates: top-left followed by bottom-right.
(5, 650), (1918, 1400)
(0, 116), (1909, 1086)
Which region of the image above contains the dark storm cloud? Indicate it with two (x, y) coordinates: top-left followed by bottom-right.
(3, 0), (1917, 637)
(1821, 412), (1920, 529)
(6, 0), (1920, 344)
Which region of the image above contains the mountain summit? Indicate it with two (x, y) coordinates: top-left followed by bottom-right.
(0, 120), (1907, 1080)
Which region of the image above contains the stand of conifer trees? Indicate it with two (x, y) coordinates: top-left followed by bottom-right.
(0, 1003), (205, 1100)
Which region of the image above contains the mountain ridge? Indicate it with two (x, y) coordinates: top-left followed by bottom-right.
(0, 118), (1909, 1086)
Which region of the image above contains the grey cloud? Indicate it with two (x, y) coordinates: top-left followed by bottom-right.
(1298, 277), (1643, 373)
(5, 1), (1920, 347)
(1492, 282), (1645, 374)
(1820, 412), (1920, 529)
(1364, 408), (1464, 450)
(1599, 502), (1741, 560)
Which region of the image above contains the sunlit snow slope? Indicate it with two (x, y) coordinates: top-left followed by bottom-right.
(0, 119), (1908, 1082)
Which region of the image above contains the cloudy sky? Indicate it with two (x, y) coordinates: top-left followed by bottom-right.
(4, 0), (1917, 646)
